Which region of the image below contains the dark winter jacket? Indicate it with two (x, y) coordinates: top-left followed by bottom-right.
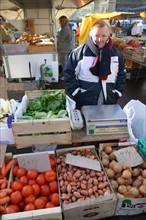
(64, 37), (126, 109)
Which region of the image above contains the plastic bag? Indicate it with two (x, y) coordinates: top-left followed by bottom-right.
(123, 100), (146, 144)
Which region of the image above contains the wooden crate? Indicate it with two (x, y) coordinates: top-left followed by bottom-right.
(99, 142), (146, 216)
(2, 152), (62, 220)
(28, 44), (55, 53)
(12, 90), (71, 149)
(56, 145), (117, 220)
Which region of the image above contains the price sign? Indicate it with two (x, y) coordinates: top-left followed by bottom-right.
(114, 146), (144, 167)
(17, 152), (51, 172)
(65, 153), (101, 171)
(0, 144), (7, 167)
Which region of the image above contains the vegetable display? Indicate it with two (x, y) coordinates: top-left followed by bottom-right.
(56, 148), (112, 205)
(100, 145), (146, 198)
(21, 90), (68, 120)
(0, 156), (60, 215)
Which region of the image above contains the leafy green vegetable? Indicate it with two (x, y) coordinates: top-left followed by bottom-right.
(23, 90), (68, 119)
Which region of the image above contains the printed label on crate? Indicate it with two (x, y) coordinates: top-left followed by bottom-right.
(65, 153), (101, 171)
(116, 198), (146, 215)
(17, 152), (51, 172)
(114, 146), (144, 167)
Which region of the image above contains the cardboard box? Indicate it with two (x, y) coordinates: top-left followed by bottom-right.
(28, 44), (55, 53)
(2, 151), (62, 220)
(99, 142), (146, 216)
(12, 90), (72, 148)
(56, 145), (117, 220)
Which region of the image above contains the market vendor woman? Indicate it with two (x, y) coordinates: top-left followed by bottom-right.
(63, 20), (126, 109)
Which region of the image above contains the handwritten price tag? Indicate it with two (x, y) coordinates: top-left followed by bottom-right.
(114, 146), (144, 167)
(17, 152), (51, 172)
(65, 153), (101, 171)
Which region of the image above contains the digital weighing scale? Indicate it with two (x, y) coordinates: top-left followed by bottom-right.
(81, 104), (128, 135)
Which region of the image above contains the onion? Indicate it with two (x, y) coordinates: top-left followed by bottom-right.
(111, 180), (119, 191)
(125, 178), (133, 185)
(142, 169), (146, 178)
(106, 168), (115, 179)
(141, 162), (146, 169)
(109, 160), (117, 169)
(102, 158), (110, 167)
(122, 169), (132, 180)
(128, 187), (140, 198)
(112, 162), (123, 174)
(132, 178), (142, 188)
(109, 152), (116, 161)
(118, 185), (127, 194)
(117, 177), (126, 185)
(104, 146), (113, 154)
(132, 168), (140, 177)
(139, 185), (146, 196)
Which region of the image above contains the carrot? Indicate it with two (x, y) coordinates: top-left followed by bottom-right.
(0, 196), (10, 205)
(1, 162), (6, 178)
(0, 188), (13, 195)
(0, 179), (5, 185)
(0, 178), (7, 190)
(4, 159), (17, 177)
(0, 205), (5, 213)
(0, 191), (7, 199)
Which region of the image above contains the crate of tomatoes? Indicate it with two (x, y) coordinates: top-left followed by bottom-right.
(1, 151), (62, 220)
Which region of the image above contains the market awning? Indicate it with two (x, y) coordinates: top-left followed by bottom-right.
(78, 12), (141, 45)
(0, 0), (94, 10)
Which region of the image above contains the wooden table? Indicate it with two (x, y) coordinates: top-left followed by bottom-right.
(123, 55), (146, 80)
(72, 127), (129, 143)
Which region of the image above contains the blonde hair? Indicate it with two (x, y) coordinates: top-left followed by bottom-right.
(91, 20), (111, 36)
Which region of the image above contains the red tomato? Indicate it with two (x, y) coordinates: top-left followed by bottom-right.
(19, 176), (28, 186)
(10, 191), (22, 204)
(49, 180), (58, 193)
(40, 184), (50, 196)
(12, 165), (19, 177)
(39, 196), (48, 204)
(27, 169), (38, 180)
(16, 167), (27, 178)
(4, 204), (19, 214)
(36, 173), (47, 185)
(50, 193), (60, 206)
(24, 203), (35, 211)
(24, 194), (36, 204)
(28, 179), (36, 185)
(34, 198), (45, 209)
(45, 202), (55, 208)
(45, 170), (57, 182)
(49, 157), (56, 169)
(22, 185), (33, 197)
(32, 184), (41, 196)
(10, 181), (23, 191)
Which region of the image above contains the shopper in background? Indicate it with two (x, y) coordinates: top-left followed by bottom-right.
(57, 15), (73, 80)
(0, 16), (12, 65)
(137, 20), (144, 37)
(131, 22), (139, 37)
(63, 20), (126, 109)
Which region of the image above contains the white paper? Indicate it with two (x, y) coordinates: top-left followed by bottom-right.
(17, 152), (51, 172)
(114, 146), (144, 167)
(65, 153), (101, 171)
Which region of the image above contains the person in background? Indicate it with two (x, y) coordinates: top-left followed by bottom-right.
(131, 22), (139, 37)
(57, 15), (73, 80)
(0, 16), (12, 65)
(63, 20), (126, 110)
(137, 20), (144, 37)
